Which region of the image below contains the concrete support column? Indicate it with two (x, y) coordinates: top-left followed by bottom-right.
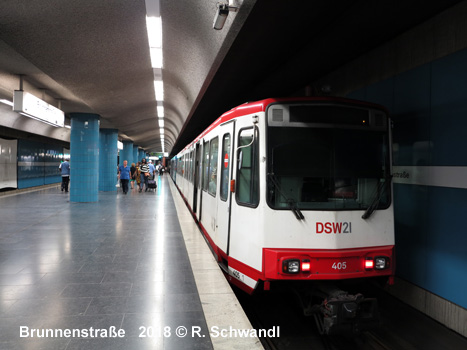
(99, 128), (118, 192)
(138, 149), (145, 163)
(121, 141), (133, 167)
(133, 145), (139, 166)
(70, 113), (100, 202)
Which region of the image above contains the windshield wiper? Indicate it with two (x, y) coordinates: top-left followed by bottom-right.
(268, 173), (305, 221)
(361, 175), (392, 220)
(287, 198), (305, 220)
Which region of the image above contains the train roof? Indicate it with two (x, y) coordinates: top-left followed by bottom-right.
(177, 96), (387, 155)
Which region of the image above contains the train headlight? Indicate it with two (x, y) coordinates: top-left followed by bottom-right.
(282, 259), (300, 274)
(374, 256), (389, 270)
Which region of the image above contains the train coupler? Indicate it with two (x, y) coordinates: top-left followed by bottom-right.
(313, 290), (379, 335)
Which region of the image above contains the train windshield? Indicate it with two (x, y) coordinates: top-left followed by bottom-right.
(266, 104), (391, 211)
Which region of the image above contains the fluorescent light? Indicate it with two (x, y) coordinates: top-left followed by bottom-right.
(146, 16), (162, 48)
(0, 99), (13, 106)
(146, 16), (163, 68)
(20, 112), (61, 127)
(150, 47), (163, 68)
(146, 11), (164, 149)
(154, 81), (164, 101)
(157, 106), (164, 117)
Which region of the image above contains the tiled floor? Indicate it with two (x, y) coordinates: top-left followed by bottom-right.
(0, 176), (213, 349)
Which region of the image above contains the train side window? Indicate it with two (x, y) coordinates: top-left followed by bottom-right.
(178, 157), (183, 177)
(220, 133), (231, 201)
(236, 127), (259, 207)
(202, 140), (210, 191)
(197, 144), (202, 189)
(189, 150), (193, 183)
(208, 137), (219, 196)
(187, 152), (190, 181)
(182, 154), (186, 178)
(191, 150), (194, 183)
(186, 153), (189, 181)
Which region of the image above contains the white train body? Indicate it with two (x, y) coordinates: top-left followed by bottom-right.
(172, 97), (395, 294)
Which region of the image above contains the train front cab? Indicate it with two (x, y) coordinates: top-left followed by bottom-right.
(174, 98), (396, 334)
(225, 99), (395, 334)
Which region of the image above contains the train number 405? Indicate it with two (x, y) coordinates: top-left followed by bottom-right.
(332, 262), (347, 270)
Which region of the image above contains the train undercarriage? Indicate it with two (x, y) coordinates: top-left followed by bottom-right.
(267, 280), (383, 335)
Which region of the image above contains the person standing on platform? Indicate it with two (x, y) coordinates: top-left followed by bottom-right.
(118, 160), (131, 195)
(148, 161), (155, 180)
(135, 161), (141, 189)
(59, 158), (70, 192)
(130, 162), (137, 189)
(139, 158), (150, 192)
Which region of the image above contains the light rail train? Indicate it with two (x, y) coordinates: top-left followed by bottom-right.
(171, 97), (395, 334)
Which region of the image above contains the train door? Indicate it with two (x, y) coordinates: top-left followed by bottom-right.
(193, 142), (201, 215)
(216, 121), (235, 256)
(228, 116), (260, 271)
(199, 140), (209, 222)
(172, 158), (176, 183)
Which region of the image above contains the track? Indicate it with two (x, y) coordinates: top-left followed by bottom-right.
(233, 284), (467, 350)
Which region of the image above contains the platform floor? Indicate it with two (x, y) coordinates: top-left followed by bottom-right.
(0, 176), (261, 349)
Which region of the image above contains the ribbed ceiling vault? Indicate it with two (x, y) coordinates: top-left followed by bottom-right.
(0, 0), (462, 155)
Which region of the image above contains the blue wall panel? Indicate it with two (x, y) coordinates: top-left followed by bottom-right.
(17, 139), (63, 189)
(393, 66), (431, 166)
(393, 184), (430, 287)
(431, 49), (467, 166)
(347, 47), (467, 309)
(424, 187), (467, 307)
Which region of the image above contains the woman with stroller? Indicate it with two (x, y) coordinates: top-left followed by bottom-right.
(139, 158), (150, 192)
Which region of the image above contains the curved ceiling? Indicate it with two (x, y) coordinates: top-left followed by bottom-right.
(0, 0), (462, 155)
(0, 0), (253, 153)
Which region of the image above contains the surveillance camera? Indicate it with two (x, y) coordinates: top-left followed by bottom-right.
(213, 3), (230, 30)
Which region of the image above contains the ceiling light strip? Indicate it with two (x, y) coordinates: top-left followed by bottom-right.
(146, 0), (165, 153)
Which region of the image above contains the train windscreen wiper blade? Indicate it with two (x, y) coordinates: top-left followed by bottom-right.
(361, 176), (392, 220)
(268, 173), (305, 221)
(287, 198), (305, 220)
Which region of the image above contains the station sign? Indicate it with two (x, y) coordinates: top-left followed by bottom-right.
(13, 90), (65, 127)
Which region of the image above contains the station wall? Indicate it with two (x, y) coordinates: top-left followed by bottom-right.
(347, 47), (467, 310)
(0, 137), (17, 189)
(17, 139), (66, 189)
(0, 136), (67, 190)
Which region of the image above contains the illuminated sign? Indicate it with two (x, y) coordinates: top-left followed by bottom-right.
(13, 90), (64, 127)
